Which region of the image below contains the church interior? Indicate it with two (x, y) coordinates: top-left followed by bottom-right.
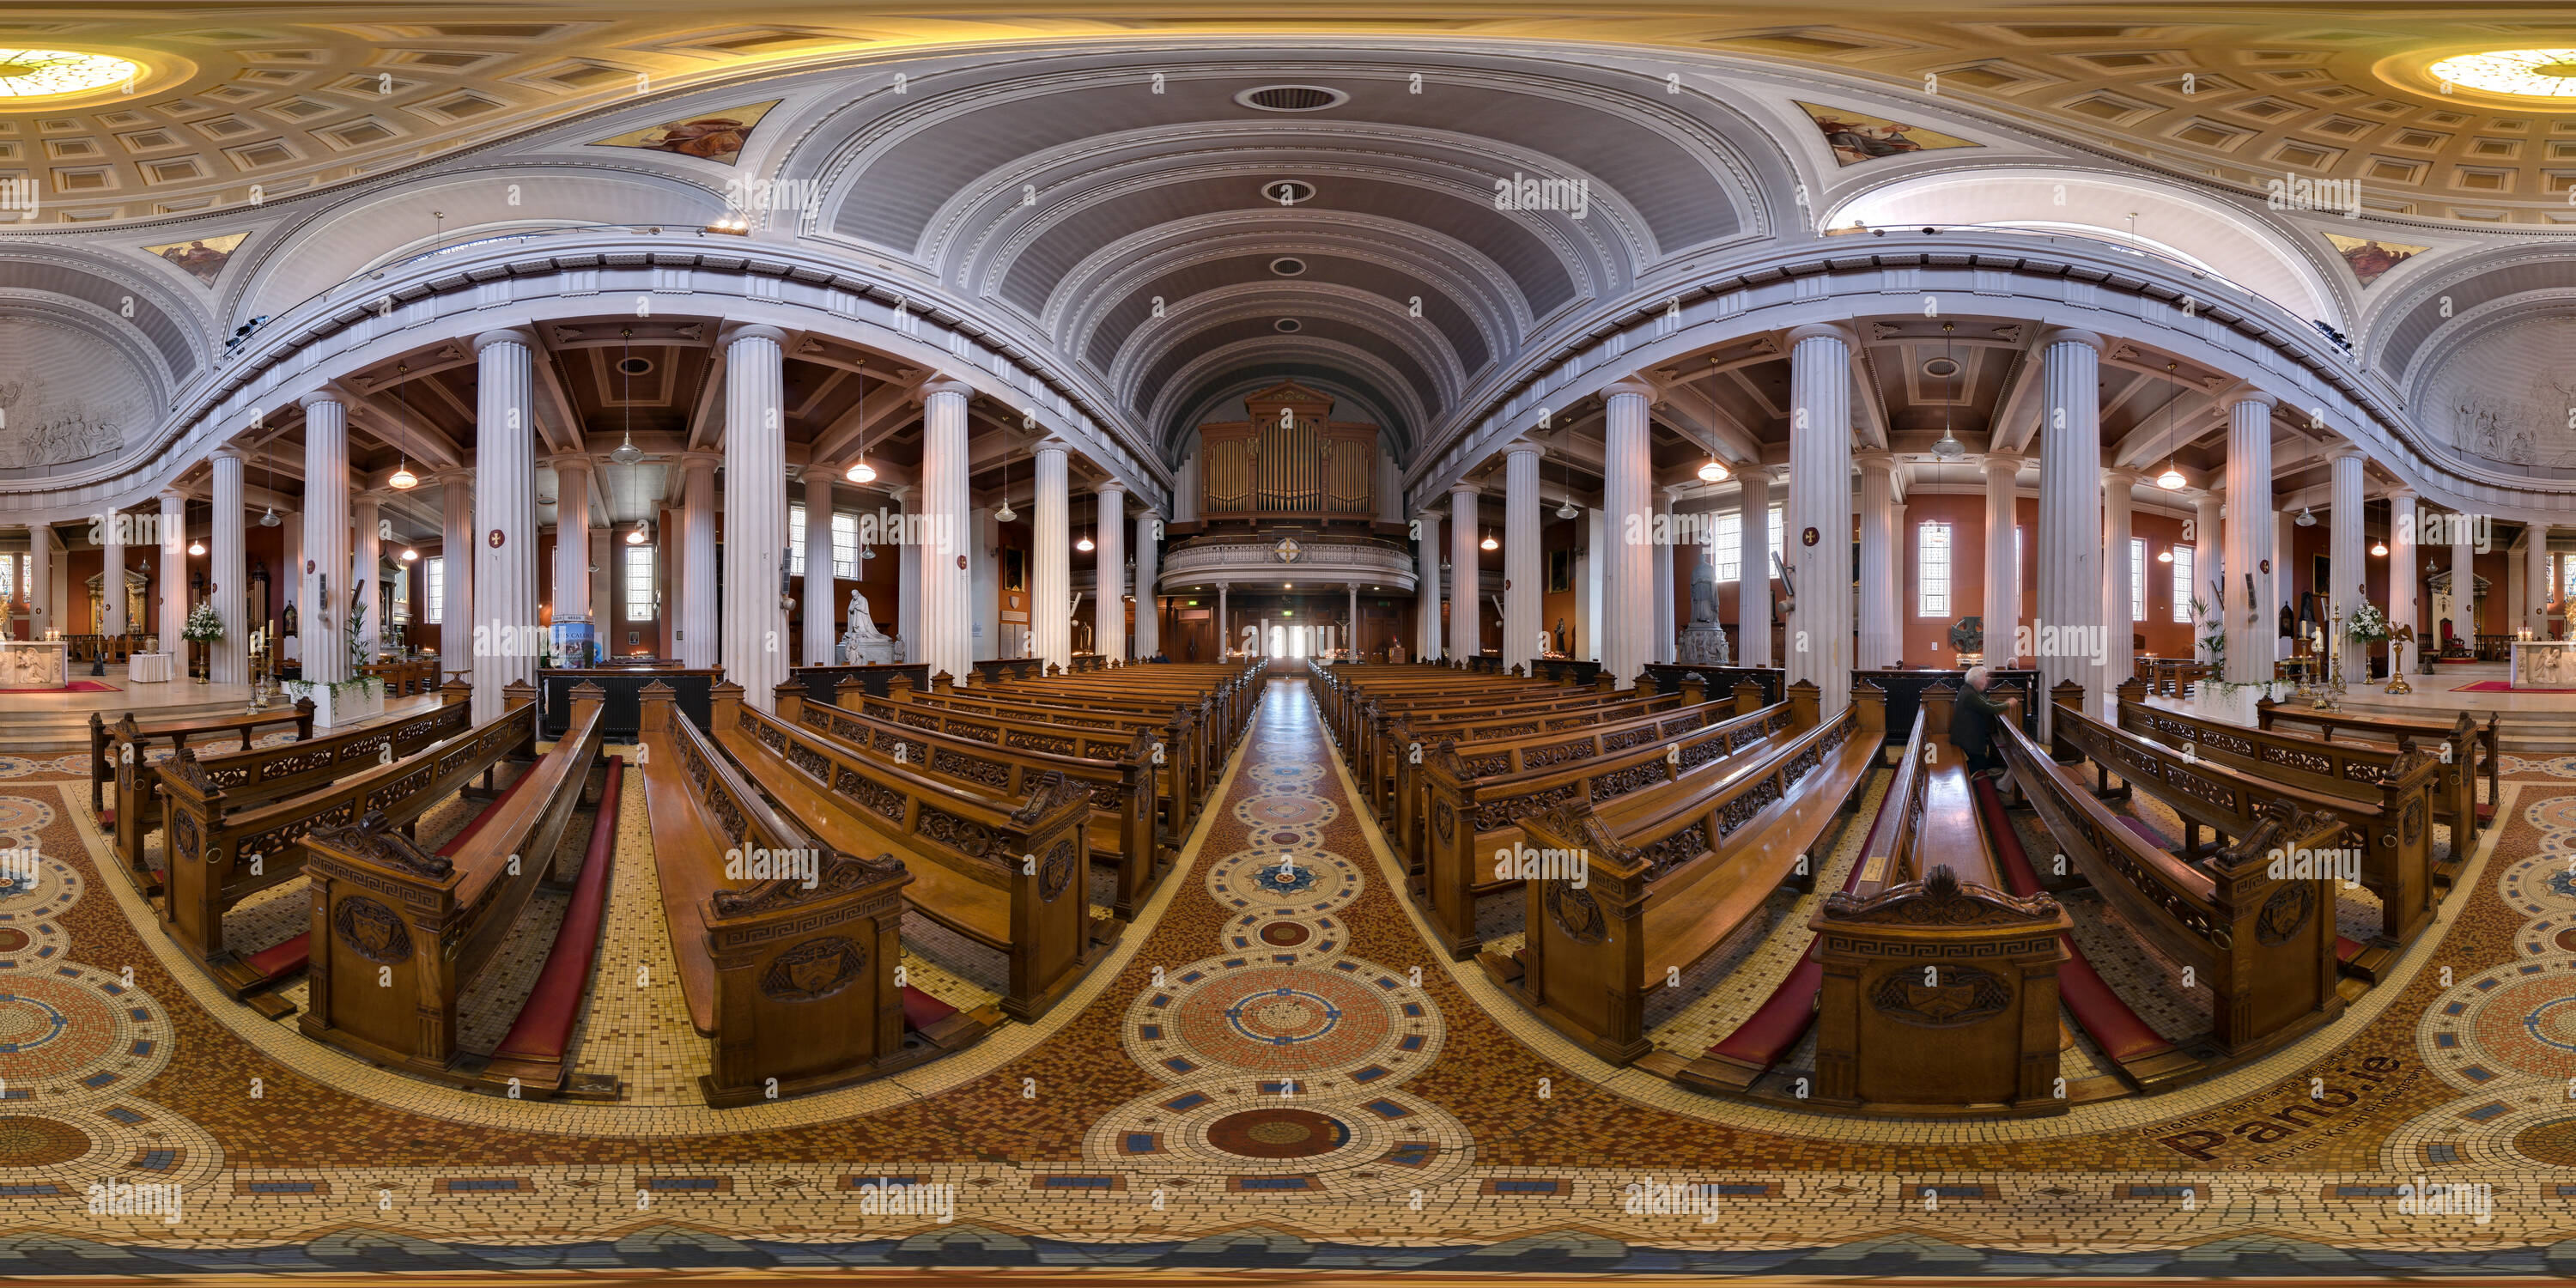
(4, 3), (2576, 1282)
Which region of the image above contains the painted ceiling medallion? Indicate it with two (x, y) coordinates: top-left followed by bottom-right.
(588, 100), (783, 167)
(2428, 49), (2576, 98)
(0, 48), (137, 99)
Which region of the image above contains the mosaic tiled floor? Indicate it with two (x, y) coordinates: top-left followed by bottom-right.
(1, 678), (2573, 1281)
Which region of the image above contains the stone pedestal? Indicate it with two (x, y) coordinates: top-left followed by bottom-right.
(1676, 623), (1732, 668)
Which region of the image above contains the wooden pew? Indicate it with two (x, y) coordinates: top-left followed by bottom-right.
(2257, 697), (2496, 843)
(2000, 696), (2349, 1060)
(296, 687), (608, 1074)
(781, 682), (1165, 918)
(93, 702), (314, 813)
(1801, 690), (2073, 1115)
(625, 683), (978, 1106)
(1413, 683), (1797, 959)
(118, 686), (470, 895)
(1485, 681), (1882, 1064)
(1362, 683), (1684, 823)
(361, 656), (437, 696)
(155, 683), (547, 1004)
(2116, 680), (2476, 882)
(891, 676), (1219, 811)
(2049, 683), (2439, 957)
(991, 660), (1259, 750)
(714, 683), (1107, 1022)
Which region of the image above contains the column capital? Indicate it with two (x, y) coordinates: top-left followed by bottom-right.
(1503, 438), (1545, 459)
(471, 327), (537, 355)
(2220, 383), (2279, 410)
(717, 321), (791, 349)
(2040, 326), (2109, 355)
(298, 386), (350, 411)
(1731, 461), (1777, 483)
(1783, 321), (1858, 349)
(433, 465), (477, 489)
(1032, 436), (1070, 458)
(208, 445), (248, 465)
(1601, 374), (1657, 401)
(2384, 486), (2416, 501)
(2103, 466), (2145, 488)
(158, 487), (185, 506)
(1854, 448), (1902, 476)
(915, 374), (975, 403)
(677, 449), (722, 477)
(1097, 479), (1127, 496)
(1978, 452), (2022, 478)
(2324, 443), (2367, 465)
(1449, 481), (1480, 501)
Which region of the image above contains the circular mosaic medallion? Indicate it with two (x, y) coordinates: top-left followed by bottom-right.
(1239, 793), (1334, 828)
(2494, 853), (2576, 920)
(1224, 912), (1344, 963)
(1125, 957), (1442, 1081)
(1259, 921), (1313, 947)
(2422, 960), (2576, 1089)
(0, 963), (172, 1108)
(1205, 1107), (1352, 1159)
(0, 795), (56, 847)
(0, 853), (82, 920)
(1205, 846), (1364, 915)
(2556, 927), (2576, 954)
(0, 756), (51, 781)
(2512, 1118), (2576, 1166)
(0, 1115), (92, 1167)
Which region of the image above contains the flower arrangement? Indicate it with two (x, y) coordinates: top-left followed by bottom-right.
(346, 598), (371, 672)
(182, 602), (222, 643)
(2346, 601), (2391, 644)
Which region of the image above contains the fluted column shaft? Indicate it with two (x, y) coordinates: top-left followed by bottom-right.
(1449, 484), (1479, 663)
(157, 490), (185, 654)
(301, 393), (350, 685)
(1415, 513), (1441, 660)
(2387, 490), (2416, 673)
(2193, 491), (2224, 665)
(803, 468), (835, 665)
(471, 333), (537, 721)
(554, 456), (592, 635)
(1346, 584), (1359, 658)
(677, 456), (718, 671)
(1980, 455), (2020, 665)
(352, 493), (381, 665)
(2325, 447), (2364, 677)
(892, 486), (919, 656)
(1503, 444), (1540, 671)
(27, 524), (51, 640)
(1133, 510), (1160, 658)
(1097, 483), (1127, 661)
(720, 325), (789, 712)
(2521, 525), (2545, 638)
(2037, 331), (2105, 728)
(918, 380), (973, 683)
(1652, 487), (1680, 665)
(1602, 380), (1654, 687)
(1786, 326), (1855, 716)
(1856, 452), (1899, 669)
(440, 471), (472, 663)
(2221, 391), (2276, 684)
(1218, 583), (1230, 658)
(1737, 466), (1771, 666)
(100, 509), (128, 640)
(210, 451), (247, 683)
(2100, 469), (2137, 702)
(1033, 442), (1070, 671)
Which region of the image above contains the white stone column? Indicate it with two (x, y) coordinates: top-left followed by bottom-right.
(1097, 483), (1127, 661)
(26, 523), (50, 641)
(891, 485), (919, 656)
(553, 455), (592, 659)
(677, 453), (718, 669)
(100, 508), (128, 641)
(352, 491), (381, 665)
(1503, 442), (1541, 672)
(1737, 465), (1772, 666)
(918, 377), (974, 683)
(1414, 513), (1441, 660)
(1133, 508), (1160, 658)
(1580, 507), (1603, 659)
(439, 470), (473, 667)
(2521, 524), (2546, 639)
(471, 331), (538, 721)
(1856, 450), (1899, 670)
(971, 505), (997, 661)
(2036, 330), (2105, 731)
(1346, 583), (1360, 659)
(210, 449), (247, 684)
(1785, 324), (1856, 716)
(803, 467), (835, 665)
(2099, 468), (2137, 704)
(1032, 440), (1070, 671)
(2325, 447), (2365, 679)
(1653, 485), (1682, 665)
(1980, 453), (2020, 665)
(1890, 497), (1908, 665)
(720, 324), (789, 713)
(301, 391), (351, 685)
(2221, 389), (2276, 684)
(1449, 483), (1479, 663)
(157, 489), (186, 654)
(2388, 489), (2416, 675)
(1602, 378), (1654, 688)
(1218, 582), (1230, 659)
(2193, 489), (2225, 665)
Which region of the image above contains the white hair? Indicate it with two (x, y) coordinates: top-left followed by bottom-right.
(1964, 665), (1990, 690)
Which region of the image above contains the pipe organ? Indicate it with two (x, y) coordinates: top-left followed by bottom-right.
(1196, 381), (1378, 521)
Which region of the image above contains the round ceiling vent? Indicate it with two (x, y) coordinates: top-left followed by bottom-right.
(1260, 179), (1316, 207)
(1921, 355), (1962, 378)
(616, 355), (654, 376)
(1236, 84), (1348, 112)
(1270, 256), (1307, 276)
(1274, 319), (1303, 333)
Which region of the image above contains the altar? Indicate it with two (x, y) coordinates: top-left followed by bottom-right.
(2510, 640), (2576, 690)
(0, 640), (70, 689)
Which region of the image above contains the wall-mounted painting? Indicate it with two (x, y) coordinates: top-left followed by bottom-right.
(586, 100), (782, 166)
(2323, 233), (2427, 288)
(1795, 101), (1978, 167)
(1546, 548), (1574, 594)
(142, 230), (249, 288)
(1002, 547), (1028, 593)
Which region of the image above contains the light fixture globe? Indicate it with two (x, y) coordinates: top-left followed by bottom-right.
(1077, 534), (1095, 552)
(187, 538), (205, 556)
(389, 464), (418, 490)
(1930, 430), (1966, 462)
(609, 436), (643, 466)
(1697, 459), (1729, 483)
(1555, 498), (1578, 519)
(995, 501), (1018, 523)
(845, 459), (877, 483)
(2156, 546), (2173, 564)
(400, 547), (419, 562)
(2156, 465), (2185, 489)
(2295, 507), (2318, 527)
(625, 524), (647, 545)
(2372, 539), (2390, 557)
(1480, 533), (1499, 550)
(258, 507), (280, 528)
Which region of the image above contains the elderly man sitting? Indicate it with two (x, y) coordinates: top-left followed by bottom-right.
(1953, 665), (2014, 781)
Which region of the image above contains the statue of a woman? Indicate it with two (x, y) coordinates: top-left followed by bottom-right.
(846, 592), (884, 641)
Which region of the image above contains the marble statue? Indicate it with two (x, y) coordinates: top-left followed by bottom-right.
(840, 592), (897, 665)
(1687, 561), (1721, 624)
(1675, 561), (1732, 666)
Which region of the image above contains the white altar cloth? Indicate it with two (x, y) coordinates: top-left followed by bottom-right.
(127, 651), (174, 683)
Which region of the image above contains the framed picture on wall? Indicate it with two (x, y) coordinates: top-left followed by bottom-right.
(1546, 549), (1573, 594)
(1002, 548), (1027, 592)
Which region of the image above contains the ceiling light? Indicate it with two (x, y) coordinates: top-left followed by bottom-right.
(610, 435), (642, 466)
(626, 524), (647, 545)
(1929, 322), (1965, 462)
(1555, 498), (1578, 519)
(258, 507), (280, 528)
(0, 49), (140, 99)
(2295, 507), (2317, 527)
(2156, 545), (2173, 564)
(1930, 429), (1965, 461)
(389, 463), (417, 489)
(187, 538), (204, 556)
(1077, 534), (1095, 552)
(845, 459), (876, 483)
(1698, 459), (1728, 483)
(995, 500), (1017, 523)
(2156, 464), (2185, 489)
(2427, 48), (2576, 98)
(1480, 532), (1498, 550)
(401, 547), (418, 562)
(2372, 538), (2389, 557)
